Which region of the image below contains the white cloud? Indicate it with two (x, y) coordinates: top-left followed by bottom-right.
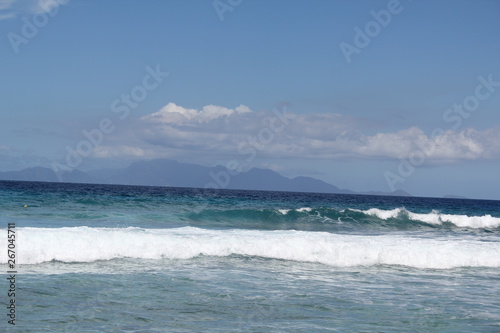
(95, 102), (500, 164)
(0, 0), (61, 20)
(0, 0), (16, 19)
(142, 102), (252, 125)
(286, 127), (500, 161)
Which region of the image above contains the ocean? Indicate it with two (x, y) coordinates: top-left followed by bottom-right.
(1, 180), (499, 332)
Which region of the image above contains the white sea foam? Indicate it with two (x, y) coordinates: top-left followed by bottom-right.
(355, 208), (500, 228)
(2, 227), (499, 269)
(357, 208), (403, 219)
(278, 207), (312, 215)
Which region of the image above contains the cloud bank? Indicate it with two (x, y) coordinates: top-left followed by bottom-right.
(92, 102), (500, 164)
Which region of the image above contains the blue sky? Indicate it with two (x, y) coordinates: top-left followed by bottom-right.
(1, 0), (500, 199)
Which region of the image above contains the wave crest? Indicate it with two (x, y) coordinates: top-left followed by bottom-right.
(2, 227), (499, 269)
(353, 208), (500, 228)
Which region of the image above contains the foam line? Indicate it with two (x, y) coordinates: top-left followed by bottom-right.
(1, 227), (499, 268)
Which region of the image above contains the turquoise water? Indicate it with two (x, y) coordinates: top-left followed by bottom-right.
(1, 181), (500, 332)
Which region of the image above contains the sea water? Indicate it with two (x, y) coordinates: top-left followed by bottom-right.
(1, 181), (499, 332)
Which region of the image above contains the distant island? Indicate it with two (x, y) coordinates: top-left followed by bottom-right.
(0, 159), (411, 196)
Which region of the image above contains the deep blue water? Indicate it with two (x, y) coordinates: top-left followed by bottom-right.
(1, 181), (500, 332)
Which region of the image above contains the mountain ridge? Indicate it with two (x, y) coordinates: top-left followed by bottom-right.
(0, 159), (411, 196)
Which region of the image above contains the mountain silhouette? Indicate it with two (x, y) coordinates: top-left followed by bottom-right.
(0, 159), (411, 196)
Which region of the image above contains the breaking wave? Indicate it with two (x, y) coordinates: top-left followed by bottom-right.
(2, 227), (499, 269)
(189, 206), (500, 230)
(351, 208), (500, 229)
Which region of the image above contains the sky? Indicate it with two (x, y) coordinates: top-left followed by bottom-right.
(0, 0), (499, 200)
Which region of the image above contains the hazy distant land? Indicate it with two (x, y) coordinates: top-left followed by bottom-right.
(0, 159), (411, 197)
